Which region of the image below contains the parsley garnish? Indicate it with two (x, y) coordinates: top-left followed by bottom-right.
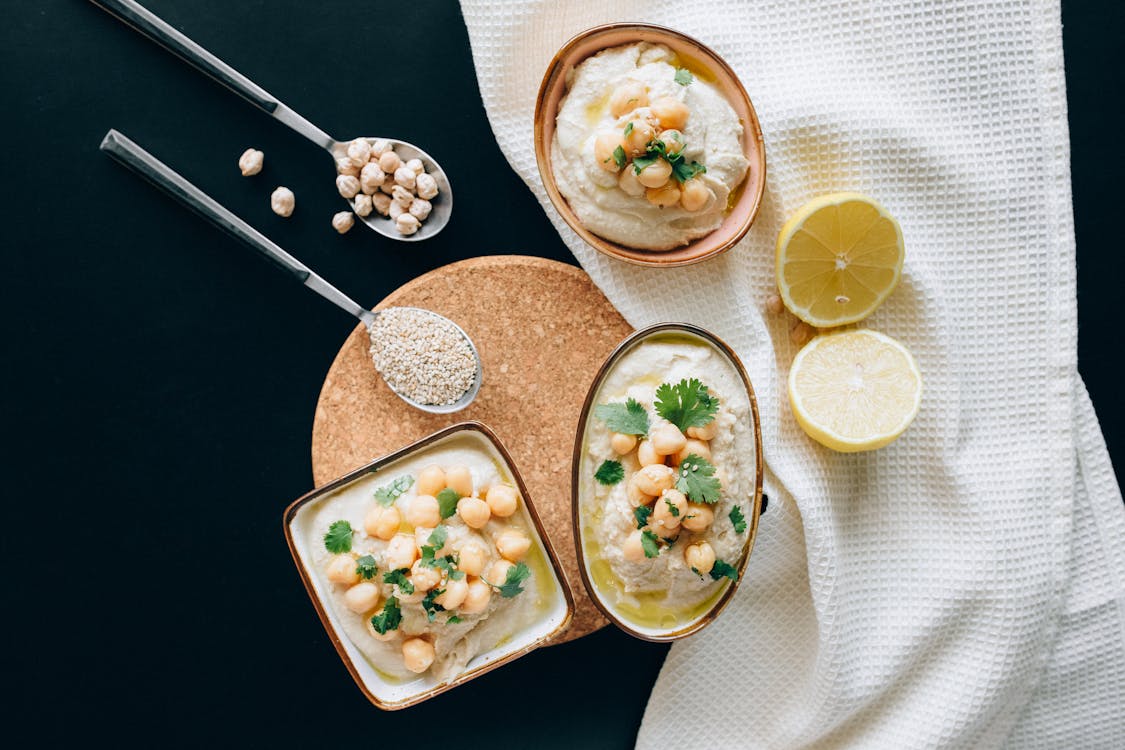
(374, 475), (414, 506)
(632, 154), (658, 174)
(729, 505), (747, 533)
(641, 529), (661, 558)
(672, 158), (707, 184)
(665, 497), (681, 517)
(422, 588), (446, 622)
(323, 520), (353, 553)
(595, 459), (625, 486)
(496, 562), (531, 598)
(593, 398), (650, 436)
(355, 555), (378, 580)
(427, 525), (448, 549)
(633, 505), (653, 529)
(436, 488), (460, 519)
(612, 145), (627, 169)
(674, 68), (693, 86)
(623, 121), (634, 137)
(676, 454), (722, 504)
(383, 567), (415, 595)
(709, 559), (738, 582)
(370, 596), (402, 634)
(446, 615), (463, 625)
(654, 378), (719, 431)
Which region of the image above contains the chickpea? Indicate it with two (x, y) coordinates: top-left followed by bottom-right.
(379, 179), (398, 195)
(626, 474), (653, 506)
(485, 485), (519, 517)
(680, 177), (711, 212)
(335, 157), (359, 177)
(416, 173), (439, 200)
(653, 488), (687, 530)
(765, 293), (785, 315)
(378, 150), (402, 174)
(370, 138), (392, 157)
(326, 553), (360, 585)
(686, 421), (719, 441)
(457, 496), (491, 529)
(416, 465), (446, 496)
(405, 494), (441, 529)
(622, 529), (646, 562)
(681, 502), (715, 532)
(346, 138), (372, 168)
(405, 158), (425, 176)
(637, 439), (663, 467)
(331, 211), (355, 234)
(645, 183), (681, 208)
(364, 504), (387, 536)
(238, 147), (264, 176)
(353, 193), (373, 218)
(388, 200), (405, 220)
(409, 198), (432, 221)
(460, 578), (492, 614)
(684, 541), (716, 575)
(790, 321), (815, 345)
(377, 505), (403, 540)
(652, 516), (679, 539)
(674, 438), (712, 465)
(392, 185), (415, 207)
(270, 187), (295, 217)
(396, 213), (421, 236)
(394, 165), (417, 190)
(635, 464), (675, 496)
(457, 541), (488, 576)
(611, 432), (637, 455)
(335, 174), (360, 199)
(658, 129), (685, 155)
(435, 578), (469, 610)
(495, 529), (531, 562)
(623, 118), (656, 156)
(609, 81), (649, 117)
(402, 637), (435, 674)
(485, 559), (515, 589)
(651, 96), (690, 130)
(445, 465), (473, 497)
(360, 162), (385, 194)
(617, 167), (646, 197)
(372, 193), (392, 216)
(365, 615), (400, 642)
(410, 560), (442, 592)
(343, 581), (381, 614)
(594, 132), (625, 172)
(636, 159), (673, 189)
(384, 534), (418, 571)
(650, 423), (687, 456)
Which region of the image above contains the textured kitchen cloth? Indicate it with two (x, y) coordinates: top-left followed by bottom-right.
(459, 1), (1125, 747)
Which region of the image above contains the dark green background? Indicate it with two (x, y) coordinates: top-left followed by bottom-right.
(2, 2), (1119, 746)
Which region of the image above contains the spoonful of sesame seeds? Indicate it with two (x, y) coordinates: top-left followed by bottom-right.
(91, 0), (452, 241)
(100, 130), (481, 412)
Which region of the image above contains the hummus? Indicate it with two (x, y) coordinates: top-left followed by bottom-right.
(552, 42), (749, 250)
(579, 334), (755, 629)
(296, 433), (558, 683)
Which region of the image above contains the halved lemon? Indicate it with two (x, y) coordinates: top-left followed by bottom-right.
(776, 193), (904, 327)
(788, 330), (922, 452)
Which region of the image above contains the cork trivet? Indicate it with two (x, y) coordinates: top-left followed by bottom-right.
(311, 255), (633, 643)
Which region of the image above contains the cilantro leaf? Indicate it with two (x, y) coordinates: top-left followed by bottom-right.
(374, 475), (414, 506)
(633, 505), (653, 530)
(623, 121), (634, 137)
(435, 488), (460, 519)
(382, 567), (414, 595)
(676, 454), (722, 504)
(674, 68), (693, 86)
(422, 588), (446, 622)
(709, 559), (738, 582)
(672, 159), (707, 184)
(593, 398), (650, 436)
(446, 615), (463, 625)
(496, 562), (531, 598)
(641, 529), (661, 558)
(729, 505), (747, 533)
(323, 520), (353, 553)
(355, 555), (378, 580)
(632, 155), (658, 174)
(427, 525), (448, 550)
(665, 497), (681, 517)
(612, 145), (627, 169)
(595, 459), (625, 486)
(654, 378), (719, 431)
(370, 596), (402, 634)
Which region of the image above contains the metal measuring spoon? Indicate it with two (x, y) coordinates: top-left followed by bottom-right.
(100, 130), (480, 413)
(91, 0), (452, 241)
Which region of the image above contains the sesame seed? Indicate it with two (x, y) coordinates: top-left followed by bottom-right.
(367, 308), (476, 406)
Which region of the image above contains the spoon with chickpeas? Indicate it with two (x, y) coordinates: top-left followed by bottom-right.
(91, 0), (452, 241)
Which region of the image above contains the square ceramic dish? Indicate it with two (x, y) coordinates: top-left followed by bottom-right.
(284, 422), (574, 709)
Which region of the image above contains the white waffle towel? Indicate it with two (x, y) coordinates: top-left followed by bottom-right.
(459, 1), (1125, 746)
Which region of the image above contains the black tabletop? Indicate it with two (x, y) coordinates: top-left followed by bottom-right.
(4, 2), (1120, 746)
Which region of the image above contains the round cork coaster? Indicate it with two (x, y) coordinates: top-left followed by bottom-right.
(311, 255), (633, 643)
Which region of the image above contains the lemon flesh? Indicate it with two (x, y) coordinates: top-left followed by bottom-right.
(776, 193), (904, 327)
(788, 330), (922, 452)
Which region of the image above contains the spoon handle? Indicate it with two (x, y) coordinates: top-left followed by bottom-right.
(100, 129), (373, 324)
(91, 0), (335, 151)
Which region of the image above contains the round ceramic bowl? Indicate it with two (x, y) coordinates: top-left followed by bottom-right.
(571, 323), (764, 641)
(534, 23), (766, 268)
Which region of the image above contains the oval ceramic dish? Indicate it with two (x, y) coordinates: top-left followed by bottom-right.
(284, 422), (574, 709)
(534, 23), (766, 267)
(571, 324), (764, 641)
